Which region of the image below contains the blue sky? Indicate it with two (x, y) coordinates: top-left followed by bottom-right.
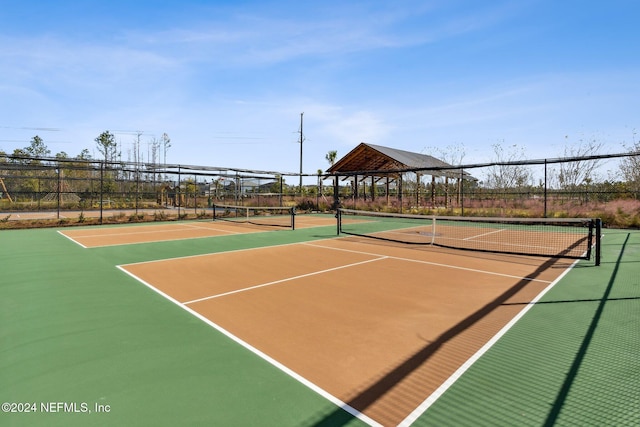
(1, 0), (638, 183)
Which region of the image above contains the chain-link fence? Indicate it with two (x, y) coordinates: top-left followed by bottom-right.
(323, 152), (640, 228)
(0, 155), (288, 226)
(2, 152), (639, 228)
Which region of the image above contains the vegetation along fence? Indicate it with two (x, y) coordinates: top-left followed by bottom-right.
(323, 151), (640, 228)
(1, 150), (639, 228)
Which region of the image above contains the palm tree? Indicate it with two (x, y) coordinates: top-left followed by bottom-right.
(325, 150), (338, 208)
(325, 150), (337, 166)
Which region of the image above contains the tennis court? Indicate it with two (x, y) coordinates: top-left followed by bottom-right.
(1, 213), (638, 426)
(60, 213), (335, 248)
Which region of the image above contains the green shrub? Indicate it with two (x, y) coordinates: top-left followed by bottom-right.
(296, 199), (316, 212)
(154, 211), (168, 221)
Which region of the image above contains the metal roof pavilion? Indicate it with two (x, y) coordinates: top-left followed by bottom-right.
(326, 142), (472, 179)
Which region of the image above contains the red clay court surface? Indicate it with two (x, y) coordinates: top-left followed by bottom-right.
(59, 221), (576, 426)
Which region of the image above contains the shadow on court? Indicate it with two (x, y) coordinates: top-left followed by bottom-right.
(542, 233), (630, 427)
(305, 253), (575, 426)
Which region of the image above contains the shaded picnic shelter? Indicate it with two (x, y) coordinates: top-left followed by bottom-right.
(326, 143), (474, 207)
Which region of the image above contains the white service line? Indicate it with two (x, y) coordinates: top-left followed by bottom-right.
(463, 228), (505, 240)
(183, 256), (387, 305)
(302, 242), (552, 284)
(117, 264), (383, 427)
(57, 222), (265, 248)
(180, 223), (245, 234)
(69, 227), (188, 238)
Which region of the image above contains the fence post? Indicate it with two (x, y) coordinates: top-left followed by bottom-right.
(56, 166), (61, 219)
(595, 218), (602, 266)
(461, 168), (464, 216)
(178, 165), (181, 218)
(99, 161), (104, 224)
(544, 159), (548, 218)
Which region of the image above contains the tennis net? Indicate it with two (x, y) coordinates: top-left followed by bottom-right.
(213, 204), (295, 229)
(337, 208), (601, 264)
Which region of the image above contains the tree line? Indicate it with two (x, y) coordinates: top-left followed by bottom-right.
(0, 131), (171, 166)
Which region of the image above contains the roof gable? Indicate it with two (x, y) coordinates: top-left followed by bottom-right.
(327, 143), (467, 178)
(366, 144), (454, 169)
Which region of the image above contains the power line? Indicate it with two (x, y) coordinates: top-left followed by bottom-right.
(0, 126), (62, 131)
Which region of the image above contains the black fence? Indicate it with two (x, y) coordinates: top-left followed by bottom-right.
(0, 155), (288, 225)
(323, 151), (640, 228)
(1, 152), (639, 228)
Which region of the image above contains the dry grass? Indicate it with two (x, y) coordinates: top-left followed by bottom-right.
(2, 197), (639, 230)
(339, 197), (640, 229)
(0, 211), (205, 230)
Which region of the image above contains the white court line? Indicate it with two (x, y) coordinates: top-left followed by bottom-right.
(180, 222), (245, 233)
(438, 234), (564, 251)
(74, 228), (185, 238)
(120, 239), (309, 267)
(398, 257), (580, 426)
(116, 235), (565, 425)
(58, 231), (226, 249)
(116, 265), (383, 427)
(463, 228), (505, 241)
(302, 242), (552, 284)
(182, 256), (387, 305)
(57, 222), (267, 248)
(57, 230), (89, 248)
(63, 223), (221, 238)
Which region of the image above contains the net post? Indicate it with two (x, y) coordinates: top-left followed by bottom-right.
(212, 203), (217, 221)
(336, 208), (341, 236)
(430, 216), (436, 245)
(291, 207), (296, 230)
(595, 218), (602, 266)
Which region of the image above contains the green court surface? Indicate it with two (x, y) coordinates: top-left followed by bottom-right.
(0, 218), (638, 426)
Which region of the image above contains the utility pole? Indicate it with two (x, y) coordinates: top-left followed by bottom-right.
(299, 112), (304, 191)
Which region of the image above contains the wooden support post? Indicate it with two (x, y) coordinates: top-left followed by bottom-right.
(0, 178), (12, 203)
(385, 176), (390, 206)
(445, 176), (449, 208)
(371, 175), (375, 201)
(431, 175), (436, 206)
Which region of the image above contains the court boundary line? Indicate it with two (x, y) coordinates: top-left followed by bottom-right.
(67, 222), (240, 238)
(116, 264), (382, 427)
(464, 228), (505, 240)
(398, 257), (580, 426)
(128, 240), (551, 310)
(182, 256), (387, 305)
(116, 235), (571, 425)
(57, 230), (89, 248)
(59, 215), (337, 249)
(117, 234), (384, 268)
(120, 239), (310, 267)
(302, 242), (553, 284)
(347, 219), (590, 257)
(57, 222), (273, 248)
